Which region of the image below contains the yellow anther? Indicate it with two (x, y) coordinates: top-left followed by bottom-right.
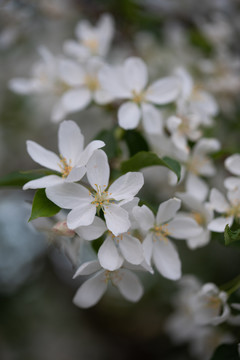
(83, 38), (98, 52)
(153, 224), (170, 242)
(132, 90), (145, 104)
(58, 156), (73, 178)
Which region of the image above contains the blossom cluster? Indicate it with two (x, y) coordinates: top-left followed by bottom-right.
(7, 11), (240, 359)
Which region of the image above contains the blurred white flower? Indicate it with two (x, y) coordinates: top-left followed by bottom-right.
(72, 260), (143, 308)
(224, 154), (240, 191)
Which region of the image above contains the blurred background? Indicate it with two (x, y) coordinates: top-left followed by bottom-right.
(0, 0), (240, 359)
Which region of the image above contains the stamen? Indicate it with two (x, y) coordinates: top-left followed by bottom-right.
(58, 156), (73, 178)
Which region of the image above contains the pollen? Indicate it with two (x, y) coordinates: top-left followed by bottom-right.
(192, 211), (205, 226)
(132, 90), (145, 104)
(153, 224), (170, 242)
(58, 156), (73, 178)
(83, 38), (99, 52)
(84, 74), (100, 91)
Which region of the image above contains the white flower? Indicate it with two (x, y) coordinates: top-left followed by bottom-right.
(169, 138), (221, 201)
(99, 57), (179, 132)
(224, 154), (240, 191)
(72, 260), (143, 308)
(63, 14), (114, 61)
(46, 149), (144, 236)
(23, 120), (104, 189)
(191, 283), (230, 326)
(174, 67), (218, 126)
(133, 198), (201, 280)
(208, 187), (240, 232)
(176, 192), (214, 249)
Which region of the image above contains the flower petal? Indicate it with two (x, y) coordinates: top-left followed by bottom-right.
(46, 183), (90, 208)
(86, 149), (109, 191)
(104, 204), (130, 236)
(123, 57), (148, 92)
(26, 140), (60, 172)
(132, 205), (155, 231)
(75, 216), (106, 241)
(114, 269), (143, 302)
(58, 120), (84, 164)
(119, 234), (143, 265)
(61, 88), (91, 112)
(77, 140), (105, 167)
(146, 77), (179, 105)
(153, 240), (181, 280)
(65, 166), (86, 182)
(186, 174), (209, 202)
(225, 154), (240, 176)
(23, 175), (63, 190)
(108, 172), (144, 201)
(186, 229), (210, 249)
(58, 59), (85, 86)
(73, 260), (102, 277)
(141, 103), (163, 134)
(156, 198), (181, 224)
(67, 203), (96, 229)
(118, 102), (141, 130)
(168, 216), (202, 239)
(73, 271), (107, 308)
(209, 188), (229, 213)
(142, 233), (153, 265)
(98, 236), (123, 271)
(208, 216), (234, 232)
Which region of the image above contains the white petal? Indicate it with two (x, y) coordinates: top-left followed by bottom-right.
(86, 149), (109, 191)
(61, 88), (91, 112)
(98, 237), (123, 271)
(142, 233), (153, 265)
(119, 234), (143, 265)
(193, 138), (221, 156)
(123, 57), (148, 92)
(58, 120), (84, 164)
(114, 269), (143, 302)
(166, 116), (182, 133)
(99, 65), (131, 98)
(209, 188), (229, 213)
(73, 271), (107, 308)
(46, 183), (90, 208)
(146, 77), (179, 105)
(225, 154), (240, 176)
(26, 140), (60, 172)
(186, 174), (209, 202)
(153, 240), (181, 280)
(73, 260), (101, 277)
(9, 78), (42, 94)
(168, 216), (202, 239)
(108, 172), (144, 201)
(94, 89), (115, 104)
(224, 177), (240, 191)
(156, 198), (181, 224)
(58, 59), (85, 86)
(186, 229), (210, 249)
(63, 40), (90, 61)
(67, 203), (96, 229)
(118, 102), (141, 130)
(132, 205), (154, 231)
(141, 103), (163, 134)
(75, 216), (106, 241)
(104, 204), (130, 236)
(23, 175), (63, 190)
(51, 101), (66, 123)
(77, 140), (105, 167)
(65, 166), (86, 182)
(208, 216), (234, 232)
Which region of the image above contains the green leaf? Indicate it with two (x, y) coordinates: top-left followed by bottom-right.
(29, 189), (60, 221)
(0, 169), (55, 187)
(94, 128), (120, 159)
(123, 129), (149, 156)
(121, 151), (181, 181)
(210, 344), (239, 360)
(224, 225), (240, 246)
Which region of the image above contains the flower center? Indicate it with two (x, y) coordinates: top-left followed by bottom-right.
(83, 38), (99, 52)
(227, 202), (240, 218)
(186, 155), (209, 175)
(192, 211), (205, 226)
(84, 74), (100, 91)
(91, 184), (112, 211)
(132, 90), (145, 104)
(58, 156), (73, 178)
(54, 80), (71, 95)
(103, 270), (123, 285)
(152, 224), (170, 242)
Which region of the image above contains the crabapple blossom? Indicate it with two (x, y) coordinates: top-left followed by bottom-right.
(133, 198), (202, 280)
(208, 187), (240, 232)
(72, 260), (144, 308)
(224, 154), (240, 191)
(46, 149), (144, 236)
(23, 120), (104, 189)
(64, 13), (114, 61)
(99, 57), (179, 132)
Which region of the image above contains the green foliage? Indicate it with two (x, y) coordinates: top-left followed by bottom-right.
(28, 189), (60, 221)
(210, 344), (239, 360)
(121, 151), (181, 181)
(224, 225), (240, 246)
(123, 129), (149, 156)
(0, 170), (47, 187)
(94, 128), (120, 159)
